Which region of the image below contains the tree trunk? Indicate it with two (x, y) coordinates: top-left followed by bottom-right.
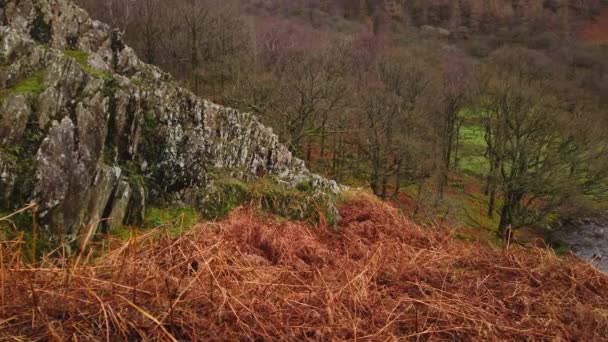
(488, 187), (496, 219)
(498, 192), (523, 238)
(393, 158), (402, 199)
(306, 140), (312, 163)
(190, 23), (199, 94)
(413, 181), (424, 218)
(381, 172), (388, 200)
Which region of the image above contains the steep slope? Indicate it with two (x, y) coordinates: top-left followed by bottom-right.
(1, 194), (607, 340)
(0, 0), (339, 247)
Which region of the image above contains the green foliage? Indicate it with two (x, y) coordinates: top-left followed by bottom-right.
(0, 209), (51, 261)
(108, 225), (133, 240)
(144, 207), (199, 228)
(64, 50), (112, 81)
(109, 206), (199, 240)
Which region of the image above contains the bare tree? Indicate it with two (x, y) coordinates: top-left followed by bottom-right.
(435, 54), (472, 204)
(478, 47), (608, 237)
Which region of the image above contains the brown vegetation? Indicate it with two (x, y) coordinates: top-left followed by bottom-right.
(72, 0), (608, 237)
(1, 193), (607, 340)
(581, 7), (608, 42)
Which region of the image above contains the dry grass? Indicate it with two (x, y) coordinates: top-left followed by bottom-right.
(1, 192), (607, 341)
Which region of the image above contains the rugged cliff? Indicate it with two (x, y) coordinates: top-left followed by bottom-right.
(0, 0), (339, 248)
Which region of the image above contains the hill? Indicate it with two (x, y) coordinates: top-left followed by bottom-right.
(1, 193), (607, 340)
(1, 0), (608, 340)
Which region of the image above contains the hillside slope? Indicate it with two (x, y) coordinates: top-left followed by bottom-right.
(1, 194), (607, 340)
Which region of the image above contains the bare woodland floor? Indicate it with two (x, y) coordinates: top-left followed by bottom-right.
(1, 193), (607, 341)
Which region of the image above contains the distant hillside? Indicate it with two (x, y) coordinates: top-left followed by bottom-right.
(247, 0), (608, 35)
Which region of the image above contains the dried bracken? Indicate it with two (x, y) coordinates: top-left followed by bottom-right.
(1, 193), (607, 341)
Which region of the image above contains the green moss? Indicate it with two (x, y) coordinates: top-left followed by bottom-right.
(102, 79), (119, 165)
(296, 180), (314, 193)
(197, 175), (337, 225)
(198, 177), (251, 220)
(13, 70), (46, 94)
(64, 49), (89, 65)
(460, 125), (486, 148)
(0, 70), (47, 102)
(252, 178), (316, 220)
(0, 124), (43, 208)
(64, 50), (112, 81)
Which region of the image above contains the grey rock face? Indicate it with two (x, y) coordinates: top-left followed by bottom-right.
(0, 0), (340, 248)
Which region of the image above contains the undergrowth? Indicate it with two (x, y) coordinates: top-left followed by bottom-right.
(0, 193), (606, 340)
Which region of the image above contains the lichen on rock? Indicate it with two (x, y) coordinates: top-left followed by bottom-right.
(0, 0), (342, 250)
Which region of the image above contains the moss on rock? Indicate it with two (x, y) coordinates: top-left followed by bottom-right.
(197, 177), (251, 221)
(0, 70), (47, 101)
(64, 50), (112, 81)
(196, 175), (338, 225)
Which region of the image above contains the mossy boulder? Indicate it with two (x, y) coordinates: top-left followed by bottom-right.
(197, 175), (340, 225)
(197, 177), (251, 220)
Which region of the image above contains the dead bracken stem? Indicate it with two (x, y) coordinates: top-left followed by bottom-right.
(31, 204), (37, 263)
(0, 192), (606, 340)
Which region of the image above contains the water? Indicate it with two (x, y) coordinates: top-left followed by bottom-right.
(563, 223), (608, 273)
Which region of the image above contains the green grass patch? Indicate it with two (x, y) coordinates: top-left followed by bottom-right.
(144, 207), (199, 232)
(460, 125), (486, 148)
(109, 206), (200, 240)
(13, 70), (46, 94)
(460, 155), (489, 177)
(64, 50), (112, 81)
(108, 225), (134, 240)
(0, 70), (47, 102)
(458, 125), (489, 177)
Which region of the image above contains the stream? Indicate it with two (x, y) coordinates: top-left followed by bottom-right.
(562, 222), (608, 273)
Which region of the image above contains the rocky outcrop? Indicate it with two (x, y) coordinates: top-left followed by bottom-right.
(0, 0), (339, 248)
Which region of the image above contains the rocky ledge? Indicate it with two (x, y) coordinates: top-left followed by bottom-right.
(0, 0), (340, 249)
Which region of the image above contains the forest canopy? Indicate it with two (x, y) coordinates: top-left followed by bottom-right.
(74, 0), (608, 237)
